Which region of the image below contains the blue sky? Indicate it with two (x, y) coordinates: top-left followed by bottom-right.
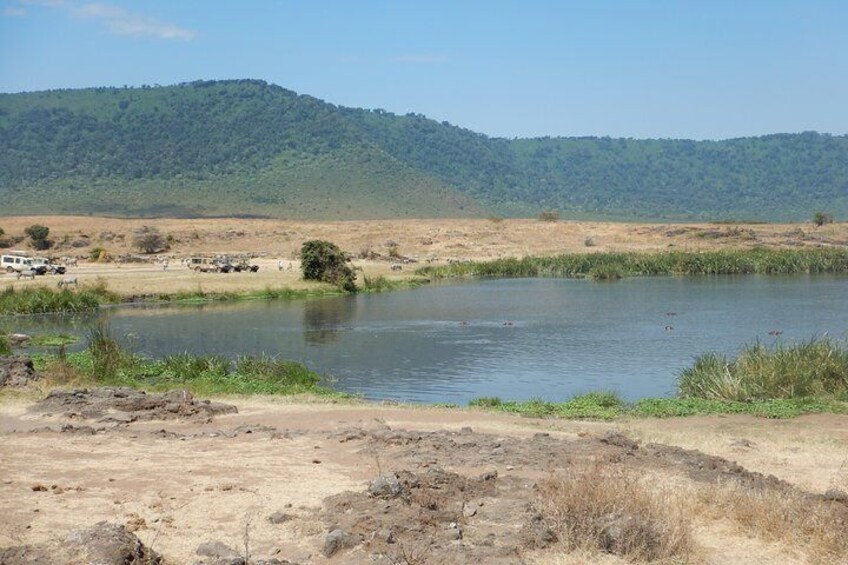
(2, 0), (846, 140)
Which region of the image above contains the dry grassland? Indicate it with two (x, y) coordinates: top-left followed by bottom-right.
(0, 216), (845, 297)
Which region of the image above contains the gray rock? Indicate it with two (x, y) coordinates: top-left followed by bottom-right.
(268, 511), (293, 524)
(65, 521), (162, 564)
(0, 355), (37, 387)
(196, 540), (244, 564)
(372, 528), (395, 544)
(7, 333), (31, 345)
(322, 529), (361, 557)
(368, 474), (402, 499)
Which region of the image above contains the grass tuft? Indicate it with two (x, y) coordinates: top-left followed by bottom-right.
(535, 465), (694, 561)
(679, 337), (848, 401)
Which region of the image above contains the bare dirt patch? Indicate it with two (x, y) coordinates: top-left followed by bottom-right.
(2, 394), (847, 563)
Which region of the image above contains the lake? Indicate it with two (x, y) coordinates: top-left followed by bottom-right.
(10, 276), (848, 404)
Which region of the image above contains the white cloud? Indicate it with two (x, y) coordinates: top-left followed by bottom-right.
(73, 2), (197, 40)
(14, 0), (197, 40)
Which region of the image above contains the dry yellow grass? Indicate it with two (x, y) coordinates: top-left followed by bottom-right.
(535, 464), (695, 562)
(0, 215), (845, 297)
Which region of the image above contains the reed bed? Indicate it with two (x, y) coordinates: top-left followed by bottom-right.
(37, 324), (343, 397)
(679, 337), (848, 401)
(418, 248), (848, 280)
(0, 284), (119, 315)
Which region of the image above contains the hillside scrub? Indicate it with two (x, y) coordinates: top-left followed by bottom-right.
(2, 81), (848, 220)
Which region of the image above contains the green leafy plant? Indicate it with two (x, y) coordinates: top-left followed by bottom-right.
(24, 224), (50, 250)
(300, 240), (357, 292)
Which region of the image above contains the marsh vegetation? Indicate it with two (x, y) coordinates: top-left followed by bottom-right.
(419, 247), (848, 280)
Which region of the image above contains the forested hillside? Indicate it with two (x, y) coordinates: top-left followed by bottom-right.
(1, 79), (846, 220)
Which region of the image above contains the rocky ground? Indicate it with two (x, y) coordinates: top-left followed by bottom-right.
(1, 384), (847, 564)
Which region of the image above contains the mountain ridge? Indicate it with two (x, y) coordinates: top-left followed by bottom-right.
(1, 79), (846, 220)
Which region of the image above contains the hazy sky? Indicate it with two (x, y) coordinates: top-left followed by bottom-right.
(2, 0), (846, 140)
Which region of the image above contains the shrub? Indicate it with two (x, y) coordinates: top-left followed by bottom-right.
(300, 240), (357, 292)
(813, 211), (834, 227)
(538, 210), (559, 222)
(132, 225), (166, 253)
(25, 224), (50, 250)
(89, 246), (107, 261)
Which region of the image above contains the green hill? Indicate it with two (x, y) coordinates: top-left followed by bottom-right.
(1, 79), (846, 220)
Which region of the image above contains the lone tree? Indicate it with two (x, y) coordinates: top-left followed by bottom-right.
(812, 211), (834, 228)
(132, 225), (166, 253)
(300, 240), (357, 292)
(24, 224), (50, 250)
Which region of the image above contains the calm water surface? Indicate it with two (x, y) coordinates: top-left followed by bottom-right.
(13, 276), (848, 403)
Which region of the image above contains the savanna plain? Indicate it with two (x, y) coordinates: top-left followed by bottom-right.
(1, 216), (847, 564)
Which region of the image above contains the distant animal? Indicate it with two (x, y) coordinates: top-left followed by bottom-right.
(57, 276), (78, 288)
(16, 269), (36, 280)
(768, 330), (783, 336)
(390, 263), (403, 271)
(664, 325), (674, 331)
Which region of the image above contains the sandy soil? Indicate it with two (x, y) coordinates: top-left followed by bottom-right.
(0, 216), (845, 296)
(1, 392), (846, 564)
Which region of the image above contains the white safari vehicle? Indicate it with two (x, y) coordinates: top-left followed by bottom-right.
(1, 251), (35, 274)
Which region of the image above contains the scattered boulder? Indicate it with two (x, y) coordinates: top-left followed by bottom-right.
(195, 540), (244, 565)
(64, 522), (162, 564)
(597, 513), (658, 556)
(322, 529), (361, 557)
(7, 333), (31, 346)
(600, 431), (640, 452)
(0, 522), (163, 565)
(0, 355), (37, 387)
(267, 511), (293, 524)
(368, 474), (402, 499)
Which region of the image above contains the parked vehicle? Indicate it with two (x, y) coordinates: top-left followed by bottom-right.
(231, 257), (260, 272)
(187, 256), (234, 273)
(1, 251), (52, 274)
(1, 253), (34, 274)
(30, 257), (66, 275)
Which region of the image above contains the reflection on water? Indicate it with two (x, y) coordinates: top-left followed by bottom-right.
(6, 276), (847, 404)
(303, 296), (356, 345)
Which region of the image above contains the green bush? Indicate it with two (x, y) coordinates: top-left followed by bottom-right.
(24, 224), (50, 250)
(300, 240), (357, 292)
